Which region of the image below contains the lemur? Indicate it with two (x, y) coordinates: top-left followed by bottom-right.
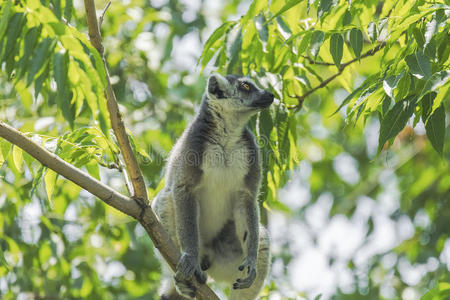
(152, 73), (273, 300)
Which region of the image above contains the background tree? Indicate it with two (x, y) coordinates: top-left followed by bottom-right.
(0, 0), (449, 299)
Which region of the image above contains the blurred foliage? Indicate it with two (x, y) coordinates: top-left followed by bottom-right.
(0, 0), (449, 299)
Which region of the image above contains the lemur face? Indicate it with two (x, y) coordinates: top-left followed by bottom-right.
(206, 73), (274, 112)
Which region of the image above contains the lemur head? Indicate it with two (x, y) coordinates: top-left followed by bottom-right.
(206, 73), (274, 113)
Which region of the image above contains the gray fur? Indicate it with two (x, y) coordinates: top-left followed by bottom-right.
(152, 73), (273, 300)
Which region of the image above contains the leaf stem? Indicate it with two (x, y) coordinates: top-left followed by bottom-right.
(291, 42), (386, 110)
(83, 0), (148, 205)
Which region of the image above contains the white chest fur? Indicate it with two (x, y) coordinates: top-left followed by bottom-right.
(196, 141), (249, 242)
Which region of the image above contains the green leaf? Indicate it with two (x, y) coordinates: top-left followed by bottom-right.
(378, 95), (417, 153)
(405, 51), (431, 80)
(431, 82), (449, 114)
(12, 146), (23, 172)
(198, 21), (235, 69)
(44, 169), (58, 201)
(30, 165), (45, 198)
(383, 71), (404, 98)
(395, 72), (411, 101)
(276, 16), (291, 40)
(332, 75), (379, 115)
(342, 9), (352, 26)
(330, 33), (343, 68)
(4, 13), (25, 75)
(309, 30), (324, 59)
(64, 0), (73, 23)
(17, 26), (41, 79)
(53, 51), (74, 127)
(425, 103), (445, 155)
(85, 160), (100, 180)
(367, 22), (377, 43)
(381, 95), (391, 116)
(318, 0), (332, 19)
(268, 0), (301, 22)
(52, 0), (62, 19)
(298, 32), (312, 55)
(412, 27), (425, 48)
(0, 0), (12, 41)
(421, 70), (450, 97)
(226, 27), (242, 73)
(421, 92), (436, 122)
(27, 37), (56, 85)
(242, 0), (266, 24)
(254, 13), (268, 53)
(349, 28), (363, 59)
(0, 139), (11, 166)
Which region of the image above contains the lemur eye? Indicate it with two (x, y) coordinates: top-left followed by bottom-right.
(241, 82), (250, 91)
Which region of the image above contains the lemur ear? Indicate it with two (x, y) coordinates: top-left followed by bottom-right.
(207, 73), (228, 99)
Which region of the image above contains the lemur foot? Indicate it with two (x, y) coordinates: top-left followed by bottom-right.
(174, 252), (207, 298)
(233, 256), (256, 289)
(174, 279), (196, 299)
(200, 255), (211, 271)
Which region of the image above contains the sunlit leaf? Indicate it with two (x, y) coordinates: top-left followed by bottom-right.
(0, 0), (12, 41)
(0, 139), (11, 166)
(405, 51), (431, 80)
(4, 13), (25, 75)
(12, 145), (23, 172)
(318, 0), (332, 19)
(44, 169), (58, 201)
(268, 0), (302, 22)
(421, 70), (450, 98)
(349, 28), (363, 59)
(309, 30), (324, 59)
(276, 16), (291, 40)
(383, 71), (404, 98)
(330, 33), (343, 68)
(27, 37), (56, 85)
(226, 27), (243, 73)
(425, 103), (445, 155)
(378, 95), (417, 153)
(64, 0), (73, 23)
(53, 51), (74, 127)
(198, 21), (235, 69)
(254, 13), (268, 53)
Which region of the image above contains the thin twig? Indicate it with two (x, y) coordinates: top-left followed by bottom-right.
(301, 55), (334, 66)
(291, 42), (386, 110)
(120, 158), (133, 195)
(84, 0), (148, 205)
(99, 1), (111, 27)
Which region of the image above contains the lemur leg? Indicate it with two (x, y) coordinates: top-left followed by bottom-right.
(152, 191), (187, 300)
(229, 226), (270, 300)
(160, 280), (190, 300)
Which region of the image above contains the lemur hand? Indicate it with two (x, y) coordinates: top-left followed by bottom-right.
(233, 256), (257, 289)
(174, 252), (207, 298)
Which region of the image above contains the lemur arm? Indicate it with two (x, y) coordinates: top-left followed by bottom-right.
(244, 198), (259, 261)
(173, 184), (199, 257)
(172, 183), (207, 287)
(243, 128), (261, 260)
(172, 159), (207, 286)
(233, 129), (262, 289)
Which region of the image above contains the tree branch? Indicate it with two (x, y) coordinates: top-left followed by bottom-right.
(83, 0), (148, 205)
(81, 2), (219, 299)
(0, 121), (219, 300)
(290, 42), (386, 110)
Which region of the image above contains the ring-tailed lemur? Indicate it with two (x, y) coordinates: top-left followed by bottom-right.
(152, 73), (273, 300)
